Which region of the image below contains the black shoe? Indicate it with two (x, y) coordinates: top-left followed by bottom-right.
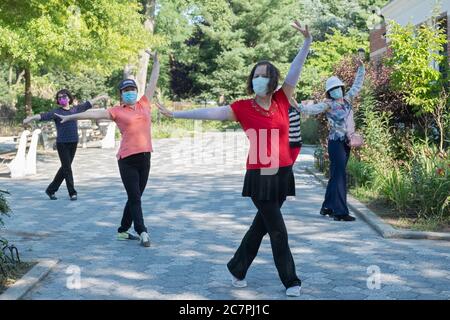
(320, 207), (333, 216)
(70, 194), (77, 201)
(333, 214), (356, 221)
(45, 190), (57, 200)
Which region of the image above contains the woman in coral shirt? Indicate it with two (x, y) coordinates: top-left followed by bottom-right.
(58, 52), (160, 248)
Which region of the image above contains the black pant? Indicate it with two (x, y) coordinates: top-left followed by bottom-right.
(227, 196), (301, 289)
(117, 152), (151, 235)
(47, 142), (78, 196)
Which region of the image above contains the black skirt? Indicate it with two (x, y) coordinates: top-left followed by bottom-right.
(242, 165), (296, 201)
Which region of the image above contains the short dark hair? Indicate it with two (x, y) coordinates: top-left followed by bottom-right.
(325, 86), (345, 99)
(247, 61), (280, 96)
(55, 89), (74, 105)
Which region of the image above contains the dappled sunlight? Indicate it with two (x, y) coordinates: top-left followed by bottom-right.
(1, 142), (449, 300)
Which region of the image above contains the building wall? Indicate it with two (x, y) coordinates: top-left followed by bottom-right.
(370, 0), (450, 63)
(369, 23), (387, 62)
(382, 0), (450, 27)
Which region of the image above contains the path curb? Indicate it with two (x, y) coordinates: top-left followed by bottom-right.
(303, 167), (450, 241)
(0, 259), (59, 300)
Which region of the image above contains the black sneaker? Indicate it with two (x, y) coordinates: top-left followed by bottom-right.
(333, 214), (356, 221)
(70, 194), (77, 201)
(45, 190), (57, 200)
(320, 207), (333, 216)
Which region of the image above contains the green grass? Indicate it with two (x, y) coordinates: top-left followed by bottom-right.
(349, 185), (450, 232)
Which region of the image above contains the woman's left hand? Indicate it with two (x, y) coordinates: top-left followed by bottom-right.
(356, 57), (364, 67)
(291, 20), (311, 39)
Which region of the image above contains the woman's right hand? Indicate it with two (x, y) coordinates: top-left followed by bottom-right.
(22, 116), (32, 125)
(55, 114), (71, 123)
(155, 102), (174, 118)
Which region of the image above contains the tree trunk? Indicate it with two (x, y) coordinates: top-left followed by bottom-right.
(8, 65), (13, 88)
(24, 67), (32, 116)
(135, 0), (156, 98)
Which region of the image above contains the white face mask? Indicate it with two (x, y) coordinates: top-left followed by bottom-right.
(252, 77), (270, 96)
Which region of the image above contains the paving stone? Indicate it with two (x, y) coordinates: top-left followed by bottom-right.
(1, 134), (448, 300)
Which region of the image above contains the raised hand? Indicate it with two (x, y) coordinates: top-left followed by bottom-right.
(95, 94), (109, 100)
(355, 57), (364, 67)
(145, 49), (158, 61)
(291, 20), (311, 39)
(155, 102), (174, 118)
(90, 94), (109, 104)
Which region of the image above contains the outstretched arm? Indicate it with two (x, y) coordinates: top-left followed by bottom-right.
(282, 20), (312, 101)
(156, 102), (236, 121)
(56, 109), (111, 123)
(23, 114), (42, 124)
(293, 99), (331, 115)
(345, 59), (365, 100)
(144, 51), (160, 102)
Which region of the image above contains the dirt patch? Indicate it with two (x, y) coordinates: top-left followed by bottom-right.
(0, 262), (36, 295)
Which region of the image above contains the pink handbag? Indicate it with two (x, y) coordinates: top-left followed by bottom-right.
(346, 109), (364, 148)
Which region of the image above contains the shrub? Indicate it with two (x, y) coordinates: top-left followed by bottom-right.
(379, 165), (412, 214)
(0, 189), (12, 270)
(358, 87), (394, 170)
(346, 156), (375, 188)
(301, 117), (319, 145)
(410, 143), (450, 219)
(15, 96), (56, 121)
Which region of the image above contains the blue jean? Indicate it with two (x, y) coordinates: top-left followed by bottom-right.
(322, 139), (350, 216)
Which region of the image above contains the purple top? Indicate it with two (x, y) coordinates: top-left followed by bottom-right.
(40, 101), (92, 143)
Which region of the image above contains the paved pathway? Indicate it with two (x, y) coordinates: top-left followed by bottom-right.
(1, 132), (449, 300)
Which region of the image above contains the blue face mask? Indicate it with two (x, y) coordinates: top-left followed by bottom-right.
(122, 91), (137, 105)
(252, 77), (270, 96)
(329, 87), (343, 100)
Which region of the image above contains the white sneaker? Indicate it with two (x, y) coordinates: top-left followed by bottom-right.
(286, 285), (301, 297)
(140, 232), (150, 247)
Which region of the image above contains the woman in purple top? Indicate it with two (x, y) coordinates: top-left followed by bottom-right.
(23, 89), (108, 200)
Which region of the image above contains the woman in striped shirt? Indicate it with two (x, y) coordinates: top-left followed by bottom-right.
(288, 98), (303, 163)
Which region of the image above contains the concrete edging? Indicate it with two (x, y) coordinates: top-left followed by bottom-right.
(0, 259), (59, 300)
(303, 167), (450, 241)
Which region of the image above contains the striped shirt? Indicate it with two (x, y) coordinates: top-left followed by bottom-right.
(288, 105), (302, 147)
